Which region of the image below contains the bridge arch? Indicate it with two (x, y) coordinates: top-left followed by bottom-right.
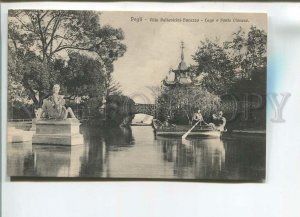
(133, 103), (157, 117)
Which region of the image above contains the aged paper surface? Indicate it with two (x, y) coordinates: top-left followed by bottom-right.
(7, 11), (267, 181)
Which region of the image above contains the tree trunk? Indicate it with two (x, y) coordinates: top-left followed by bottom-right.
(22, 79), (39, 107)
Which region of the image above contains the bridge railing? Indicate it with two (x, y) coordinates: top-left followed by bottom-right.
(134, 103), (157, 117)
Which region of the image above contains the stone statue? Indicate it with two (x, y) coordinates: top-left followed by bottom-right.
(36, 84), (76, 120)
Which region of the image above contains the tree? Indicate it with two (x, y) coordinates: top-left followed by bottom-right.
(224, 26), (267, 97)
(192, 26), (267, 95)
(8, 10), (126, 106)
(223, 26), (267, 129)
(8, 46), (53, 106)
(60, 52), (106, 98)
(8, 10), (126, 63)
(53, 52), (125, 119)
(106, 95), (135, 126)
(224, 26), (246, 79)
(226, 26), (267, 79)
(104, 74), (122, 97)
(244, 26), (267, 71)
(192, 39), (235, 95)
(8, 80), (33, 107)
(157, 85), (220, 124)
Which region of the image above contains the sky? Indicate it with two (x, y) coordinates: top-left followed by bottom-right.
(100, 12), (267, 103)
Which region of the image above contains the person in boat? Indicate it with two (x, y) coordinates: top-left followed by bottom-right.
(192, 109), (207, 126)
(209, 111), (226, 132)
(36, 84), (76, 120)
(162, 115), (175, 127)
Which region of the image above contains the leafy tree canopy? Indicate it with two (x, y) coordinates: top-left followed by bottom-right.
(8, 10), (127, 107)
(192, 26), (267, 95)
(192, 39), (235, 95)
(157, 86), (221, 124)
(59, 52), (106, 98)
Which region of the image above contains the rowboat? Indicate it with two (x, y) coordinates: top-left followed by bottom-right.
(152, 119), (222, 138)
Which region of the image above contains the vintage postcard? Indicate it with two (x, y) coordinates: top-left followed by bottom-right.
(7, 11), (267, 181)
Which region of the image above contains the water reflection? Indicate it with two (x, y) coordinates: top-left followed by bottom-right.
(7, 141), (34, 176)
(105, 126), (135, 149)
(79, 126), (135, 177)
(32, 145), (86, 177)
(7, 125), (265, 181)
(7, 142), (87, 177)
(158, 138), (226, 179)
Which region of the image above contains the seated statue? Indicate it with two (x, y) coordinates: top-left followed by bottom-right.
(36, 84), (76, 120)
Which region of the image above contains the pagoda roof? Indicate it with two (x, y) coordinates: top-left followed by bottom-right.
(177, 41), (188, 71)
(177, 60), (188, 71)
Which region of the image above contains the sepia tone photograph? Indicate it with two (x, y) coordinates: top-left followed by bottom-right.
(7, 10), (267, 181)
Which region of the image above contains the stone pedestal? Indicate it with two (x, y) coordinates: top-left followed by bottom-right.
(32, 118), (84, 146)
(7, 127), (34, 143)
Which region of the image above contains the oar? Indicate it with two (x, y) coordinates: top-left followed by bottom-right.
(182, 120), (201, 141)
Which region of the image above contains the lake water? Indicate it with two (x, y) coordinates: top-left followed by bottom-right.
(7, 125), (265, 181)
